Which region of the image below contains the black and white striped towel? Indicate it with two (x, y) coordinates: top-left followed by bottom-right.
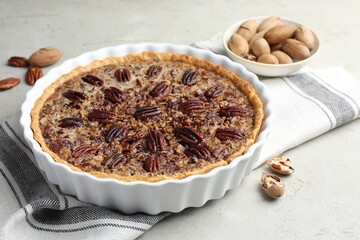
(1, 38), (360, 239)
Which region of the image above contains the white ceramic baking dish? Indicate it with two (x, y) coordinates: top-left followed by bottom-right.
(20, 43), (273, 214)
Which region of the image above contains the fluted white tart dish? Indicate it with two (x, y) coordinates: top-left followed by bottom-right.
(20, 43), (273, 214)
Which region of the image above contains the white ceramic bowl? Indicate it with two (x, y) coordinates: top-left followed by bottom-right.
(20, 43), (273, 214)
(223, 16), (320, 77)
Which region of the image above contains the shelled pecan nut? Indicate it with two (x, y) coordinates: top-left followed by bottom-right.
(146, 65), (162, 78)
(102, 152), (127, 169)
(146, 130), (167, 153)
(105, 125), (128, 143)
(0, 78), (20, 90)
(71, 145), (97, 158)
(88, 109), (116, 123)
(7, 56), (29, 67)
(26, 67), (43, 85)
(219, 106), (250, 117)
(143, 155), (161, 172)
(182, 69), (199, 85)
(62, 90), (88, 103)
(81, 74), (104, 86)
(180, 100), (205, 113)
(174, 127), (203, 144)
(115, 68), (131, 82)
(204, 85), (226, 98)
(58, 117), (83, 128)
(104, 87), (125, 103)
(134, 105), (162, 121)
(215, 128), (244, 141)
(184, 145), (211, 160)
(149, 81), (172, 97)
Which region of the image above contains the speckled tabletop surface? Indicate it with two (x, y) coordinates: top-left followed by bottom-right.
(1, 0), (360, 239)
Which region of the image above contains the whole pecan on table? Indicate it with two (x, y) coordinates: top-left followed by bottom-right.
(7, 56), (29, 67)
(26, 67), (44, 85)
(0, 78), (21, 90)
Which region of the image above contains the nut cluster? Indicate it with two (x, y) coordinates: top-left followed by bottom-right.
(228, 16), (316, 64)
(0, 47), (62, 91)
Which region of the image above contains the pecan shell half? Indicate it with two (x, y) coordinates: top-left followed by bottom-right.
(62, 90), (88, 103)
(105, 125), (128, 143)
(219, 106), (250, 117)
(102, 152), (127, 169)
(81, 74), (104, 86)
(184, 145), (211, 160)
(180, 100), (205, 113)
(204, 85), (226, 98)
(114, 68), (131, 82)
(71, 145), (97, 158)
(182, 69), (199, 85)
(215, 128), (244, 141)
(88, 109), (116, 123)
(104, 87), (125, 104)
(149, 81), (172, 97)
(143, 155), (161, 173)
(146, 130), (167, 153)
(134, 105), (162, 121)
(174, 127), (203, 145)
(58, 117), (83, 128)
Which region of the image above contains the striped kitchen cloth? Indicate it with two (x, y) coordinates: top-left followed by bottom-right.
(1, 40), (360, 239)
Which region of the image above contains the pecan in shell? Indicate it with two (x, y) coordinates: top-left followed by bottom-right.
(62, 90), (88, 103)
(204, 85), (226, 98)
(215, 128), (244, 141)
(26, 67), (43, 85)
(184, 145), (211, 160)
(180, 100), (205, 113)
(146, 65), (162, 78)
(88, 109), (116, 123)
(182, 69), (199, 86)
(71, 145), (97, 158)
(102, 152), (127, 169)
(143, 155), (161, 173)
(134, 105), (162, 121)
(7, 56), (29, 67)
(81, 74), (104, 86)
(146, 130), (167, 153)
(104, 87), (125, 104)
(114, 68), (131, 82)
(174, 127), (203, 145)
(149, 81), (172, 97)
(219, 106), (250, 117)
(58, 117), (83, 128)
(105, 125), (128, 143)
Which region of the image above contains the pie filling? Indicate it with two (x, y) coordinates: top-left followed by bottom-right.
(31, 52), (263, 182)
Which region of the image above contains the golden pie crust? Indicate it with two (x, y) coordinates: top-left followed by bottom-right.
(31, 52), (264, 182)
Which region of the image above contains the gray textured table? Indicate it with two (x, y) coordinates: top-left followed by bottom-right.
(1, 1), (360, 239)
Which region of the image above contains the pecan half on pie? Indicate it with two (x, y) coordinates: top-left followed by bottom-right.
(31, 52), (264, 182)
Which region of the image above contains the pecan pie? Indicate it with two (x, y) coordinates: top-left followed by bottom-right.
(31, 52), (264, 182)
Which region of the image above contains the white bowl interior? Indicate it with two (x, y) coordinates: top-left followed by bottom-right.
(223, 16), (320, 77)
